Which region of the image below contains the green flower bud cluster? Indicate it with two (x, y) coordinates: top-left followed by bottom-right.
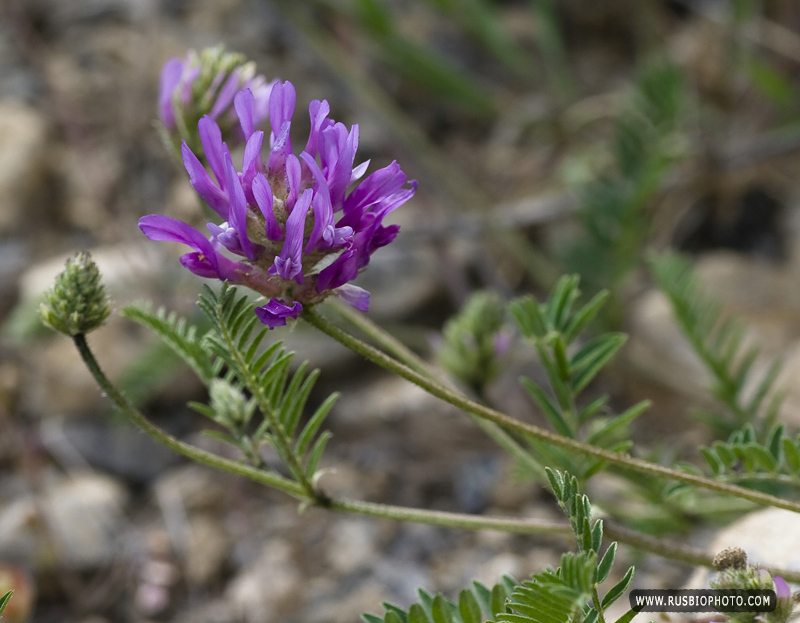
(209, 378), (255, 429)
(436, 291), (510, 393)
(39, 252), (111, 337)
(711, 548), (796, 623)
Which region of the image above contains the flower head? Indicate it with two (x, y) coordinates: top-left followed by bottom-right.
(40, 252), (111, 336)
(158, 46), (276, 157)
(142, 78), (416, 328)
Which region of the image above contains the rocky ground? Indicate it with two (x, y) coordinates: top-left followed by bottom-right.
(3, 0), (800, 622)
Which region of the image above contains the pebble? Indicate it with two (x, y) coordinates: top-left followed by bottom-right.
(0, 471), (128, 570)
(686, 507), (800, 589)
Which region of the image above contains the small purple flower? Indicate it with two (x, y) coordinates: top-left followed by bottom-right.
(255, 299), (304, 328)
(143, 72), (416, 329)
(774, 576), (791, 601)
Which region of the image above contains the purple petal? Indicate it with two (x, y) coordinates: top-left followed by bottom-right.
(300, 152), (335, 251)
(158, 57), (184, 129)
(179, 66), (201, 107)
(255, 299), (303, 329)
(271, 188), (312, 283)
(304, 99), (331, 157)
(269, 81), (296, 141)
(234, 88), (256, 140)
(267, 120), (292, 179)
(316, 248), (358, 291)
(209, 68), (242, 120)
(140, 214), (210, 251)
(351, 159), (370, 182)
(285, 154), (301, 210)
(343, 160), (407, 215)
(246, 77), (276, 127)
(253, 173), (283, 241)
(223, 154), (256, 260)
(241, 130), (265, 202)
(198, 116), (227, 187)
(181, 141), (229, 219)
(319, 123), (359, 211)
(337, 284), (370, 312)
(139, 214), (238, 281)
(774, 577), (791, 600)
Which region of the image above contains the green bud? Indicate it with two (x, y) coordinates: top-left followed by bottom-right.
(436, 291), (510, 393)
(39, 252), (111, 337)
(209, 378), (255, 429)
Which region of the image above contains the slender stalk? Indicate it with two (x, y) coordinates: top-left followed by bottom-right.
(71, 332), (800, 584)
(72, 334), (308, 501)
(301, 307), (800, 514)
(329, 498), (570, 536)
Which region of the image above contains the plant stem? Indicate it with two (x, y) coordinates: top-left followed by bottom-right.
(72, 332), (800, 583)
(301, 306), (800, 514)
(72, 334), (308, 501)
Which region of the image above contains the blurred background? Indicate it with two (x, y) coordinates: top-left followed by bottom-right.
(2, 0), (800, 621)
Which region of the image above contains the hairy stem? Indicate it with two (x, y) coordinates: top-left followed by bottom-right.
(302, 306), (800, 514)
(72, 334), (307, 501)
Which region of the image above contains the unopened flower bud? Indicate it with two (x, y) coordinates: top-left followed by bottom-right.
(209, 378), (254, 428)
(158, 45), (275, 156)
(436, 291), (510, 392)
(713, 547), (748, 571)
(39, 252), (111, 337)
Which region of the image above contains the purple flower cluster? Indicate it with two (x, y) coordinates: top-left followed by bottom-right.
(158, 47), (275, 153)
(141, 80), (416, 328)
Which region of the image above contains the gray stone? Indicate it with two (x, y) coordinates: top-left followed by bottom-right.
(0, 471), (128, 570)
(226, 540), (300, 622)
(686, 507), (800, 589)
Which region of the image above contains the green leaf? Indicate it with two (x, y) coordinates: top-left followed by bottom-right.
(783, 438), (800, 473)
(545, 468), (564, 500)
(418, 588), (435, 614)
(0, 590), (12, 617)
(601, 566), (634, 609)
(700, 447), (724, 476)
(305, 431), (332, 479)
(597, 542), (617, 583)
(431, 595), (453, 623)
(586, 401), (648, 445)
(614, 608), (639, 623)
(509, 296), (547, 339)
(745, 442), (777, 472)
(122, 303), (219, 384)
(577, 395), (608, 424)
(491, 583), (508, 616)
(472, 581), (492, 615)
(713, 441), (736, 468)
(409, 603), (431, 623)
(295, 393), (339, 456)
(363, 615), (384, 623)
(591, 519), (603, 554)
(563, 291), (610, 343)
(552, 335), (571, 382)
(200, 429), (242, 447)
(522, 378), (573, 437)
(385, 611), (406, 623)
(570, 334), (627, 392)
(459, 588), (483, 623)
